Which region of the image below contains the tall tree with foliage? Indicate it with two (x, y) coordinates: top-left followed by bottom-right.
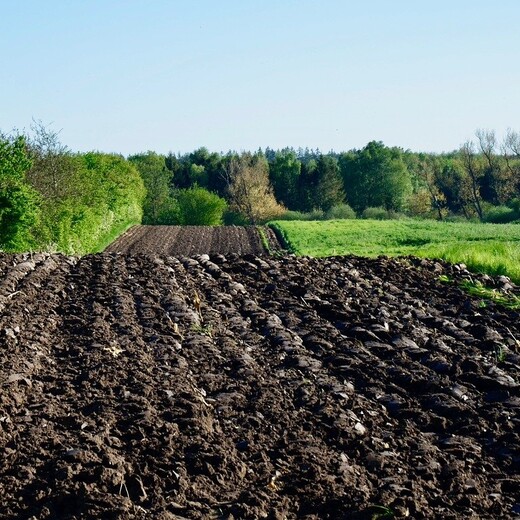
(269, 149), (301, 209)
(0, 134), (40, 250)
(404, 153), (447, 219)
(312, 154), (345, 211)
(224, 153), (285, 224)
(25, 120), (75, 201)
(503, 129), (520, 198)
(172, 147), (226, 196)
(129, 152), (177, 224)
(340, 141), (412, 213)
(460, 141), (485, 220)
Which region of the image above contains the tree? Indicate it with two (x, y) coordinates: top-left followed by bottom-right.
(224, 153), (285, 224)
(0, 134), (40, 250)
(502, 129), (520, 199)
(312, 154), (345, 211)
(171, 147), (226, 196)
(25, 120), (77, 201)
(128, 152), (176, 224)
(460, 141), (485, 220)
(405, 153), (447, 219)
(475, 129), (505, 204)
(269, 149), (301, 209)
(340, 141), (412, 213)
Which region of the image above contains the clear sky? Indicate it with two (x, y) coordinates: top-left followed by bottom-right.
(2, 1), (519, 155)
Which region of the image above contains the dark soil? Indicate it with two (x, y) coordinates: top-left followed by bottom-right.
(1, 251), (519, 519)
(105, 226), (281, 256)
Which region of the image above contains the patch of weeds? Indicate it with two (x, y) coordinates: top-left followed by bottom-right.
(439, 275), (520, 310)
(367, 504), (395, 520)
(190, 322), (214, 337)
(257, 226), (271, 255)
(460, 280), (520, 310)
(494, 344), (507, 364)
(268, 223), (295, 253)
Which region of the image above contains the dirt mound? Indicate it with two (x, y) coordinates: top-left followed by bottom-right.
(105, 226), (282, 256)
(0, 252), (519, 519)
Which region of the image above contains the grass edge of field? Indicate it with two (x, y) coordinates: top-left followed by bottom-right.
(268, 219), (520, 286)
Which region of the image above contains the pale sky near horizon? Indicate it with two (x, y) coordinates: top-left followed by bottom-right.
(2, 1), (519, 156)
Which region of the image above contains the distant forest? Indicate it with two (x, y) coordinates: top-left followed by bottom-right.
(130, 128), (520, 225)
(1, 123), (519, 253)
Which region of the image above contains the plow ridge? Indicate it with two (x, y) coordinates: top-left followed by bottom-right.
(0, 251), (519, 518)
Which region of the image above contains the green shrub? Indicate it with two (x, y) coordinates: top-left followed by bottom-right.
(176, 186), (227, 225)
(277, 209), (325, 221)
(224, 210), (250, 226)
(361, 206), (390, 220)
(153, 198), (180, 225)
(276, 210), (308, 221)
(483, 204), (517, 224)
(325, 203), (356, 220)
(29, 152), (145, 254)
(509, 198), (520, 215)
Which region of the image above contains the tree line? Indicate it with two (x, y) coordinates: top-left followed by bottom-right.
(1, 124), (519, 253)
(132, 129), (520, 225)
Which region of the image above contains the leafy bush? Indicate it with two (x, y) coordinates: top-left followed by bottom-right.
(361, 206), (390, 220)
(483, 204), (517, 224)
(325, 203), (356, 220)
(176, 186), (227, 225)
(29, 151), (145, 254)
(509, 198), (520, 215)
(277, 209), (325, 221)
(223, 210), (250, 226)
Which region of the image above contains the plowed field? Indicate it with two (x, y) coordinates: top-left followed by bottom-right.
(1, 251), (519, 519)
(105, 226), (281, 256)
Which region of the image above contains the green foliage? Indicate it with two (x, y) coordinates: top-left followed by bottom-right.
(30, 151), (145, 254)
(340, 141), (412, 213)
(269, 149), (301, 209)
(482, 204), (518, 224)
(128, 151), (176, 224)
(223, 210), (250, 226)
(458, 279), (520, 310)
(172, 147), (225, 195)
(296, 155), (345, 212)
(269, 219), (520, 283)
(361, 206), (390, 220)
(225, 153), (285, 224)
(0, 135), (40, 250)
(276, 209), (325, 221)
(276, 204), (356, 221)
(324, 204), (357, 219)
(176, 186), (227, 225)
(510, 198), (520, 214)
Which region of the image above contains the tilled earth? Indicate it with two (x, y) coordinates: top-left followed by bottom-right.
(0, 252), (519, 519)
(105, 226), (281, 256)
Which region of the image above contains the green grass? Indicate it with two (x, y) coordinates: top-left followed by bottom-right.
(269, 219), (520, 284)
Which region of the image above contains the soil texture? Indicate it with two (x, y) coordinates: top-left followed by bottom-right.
(105, 226), (281, 256)
(0, 251), (519, 519)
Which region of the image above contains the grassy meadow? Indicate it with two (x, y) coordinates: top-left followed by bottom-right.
(270, 219), (520, 284)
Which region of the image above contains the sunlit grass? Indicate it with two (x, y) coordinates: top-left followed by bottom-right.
(269, 219), (520, 284)
(415, 241), (520, 284)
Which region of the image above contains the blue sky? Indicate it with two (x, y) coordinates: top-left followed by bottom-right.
(2, 1), (519, 155)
